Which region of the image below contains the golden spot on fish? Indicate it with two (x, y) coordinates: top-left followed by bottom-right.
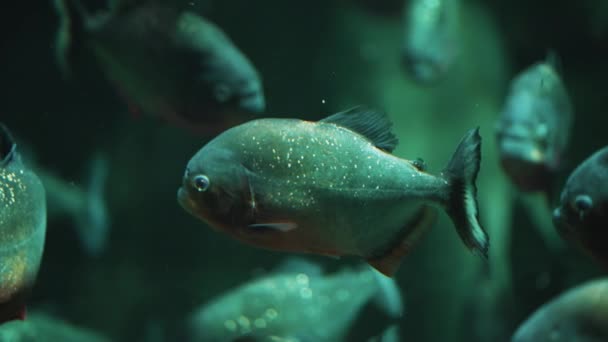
(0, 251), (29, 302)
(265, 308), (278, 320)
(254, 318), (267, 329)
(0, 171), (26, 205)
(530, 148), (544, 162)
(299, 287), (312, 299)
(237, 315), (251, 332)
(295, 273), (309, 285)
(223, 320), (237, 332)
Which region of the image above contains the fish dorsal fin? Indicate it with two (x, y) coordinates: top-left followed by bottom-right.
(367, 205), (437, 276)
(0, 123), (17, 167)
(320, 106), (399, 153)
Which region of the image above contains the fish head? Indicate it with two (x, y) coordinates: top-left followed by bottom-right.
(203, 46), (266, 115)
(178, 146), (252, 232)
(553, 148), (608, 261)
(495, 97), (557, 191)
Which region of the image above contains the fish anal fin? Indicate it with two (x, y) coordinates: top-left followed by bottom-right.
(367, 206), (437, 277)
(320, 106), (398, 152)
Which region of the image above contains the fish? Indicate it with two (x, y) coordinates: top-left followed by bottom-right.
(53, 0), (265, 135)
(0, 124), (46, 324)
(511, 277), (608, 342)
(552, 146), (608, 269)
(187, 258), (403, 342)
(177, 106), (489, 276)
(401, 0), (461, 84)
(0, 311), (110, 341)
(496, 54), (573, 193)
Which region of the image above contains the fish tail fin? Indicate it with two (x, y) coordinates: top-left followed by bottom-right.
(443, 127), (489, 259)
(74, 152), (111, 257)
(53, 0), (88, 78)
(367, 325), (400, 342)
(370, 267), (404, 318)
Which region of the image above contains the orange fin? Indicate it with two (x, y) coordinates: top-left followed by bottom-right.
(367, 206), (437, 277)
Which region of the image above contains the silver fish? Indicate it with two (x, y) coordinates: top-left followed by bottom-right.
(402, 0), (461, 83)
(188, 258), (403, 342)
(512, 277), (608, 342)
(496, 55), (573, 193)
(552, 146), (608, 269)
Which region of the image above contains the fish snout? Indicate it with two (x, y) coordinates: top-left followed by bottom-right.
(177, 186), (196, 215)
(402, 50), (446, 84)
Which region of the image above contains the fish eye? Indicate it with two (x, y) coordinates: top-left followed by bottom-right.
(574, 195), (592, 212)
(571, 194), (593, 219)
(192, 175), (210, 192)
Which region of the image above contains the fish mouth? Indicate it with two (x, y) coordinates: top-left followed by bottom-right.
(177, 187), (197, 216)
(552, 207), (577, 241)
(401, 51), (446, 84)
(238, 90), (266, 114)
(499, 138), (546, 164)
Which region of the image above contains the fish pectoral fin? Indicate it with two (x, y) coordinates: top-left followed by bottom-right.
(248, 222), (297, 232)
(367, 206), (437, 277)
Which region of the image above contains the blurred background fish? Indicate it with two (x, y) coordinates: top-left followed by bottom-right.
(0, 124), (46, 324)
(187, 258), (403, 342)
(53, 0), (265, 135)
(553, 146), (608, 269)
(495, 54), (573, 196)
(511, 277), (608, 342)
(402, 0), (461, 84)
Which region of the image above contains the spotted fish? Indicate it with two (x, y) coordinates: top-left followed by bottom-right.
(178, 106), (488, 276)
(0, 124), (46, 323)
